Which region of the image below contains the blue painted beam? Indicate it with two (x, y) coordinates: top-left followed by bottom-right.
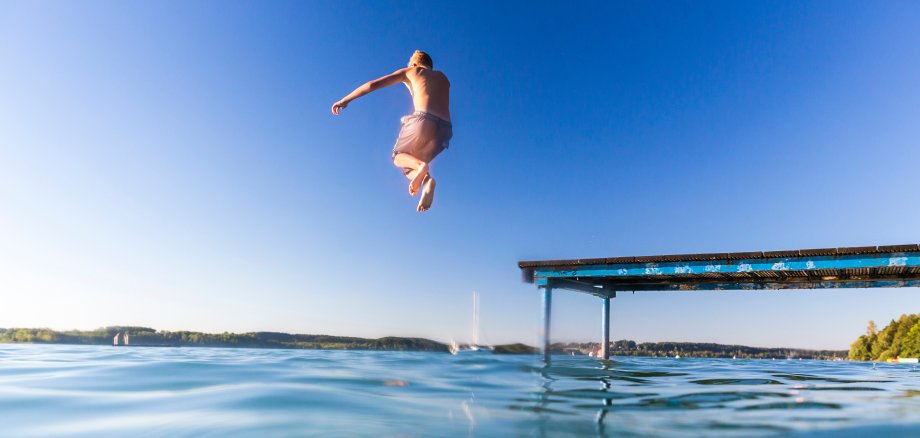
(543, 279), (615, 297)
(532, 252), (920, 280)
(618, 279), (920, 291)
(536, 277), (920, 292)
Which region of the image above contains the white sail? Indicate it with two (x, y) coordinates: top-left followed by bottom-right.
(472, 291), (480, 346)
(452, 291), (493, 354)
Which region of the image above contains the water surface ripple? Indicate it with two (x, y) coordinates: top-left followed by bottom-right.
(1, 345), (918, 437)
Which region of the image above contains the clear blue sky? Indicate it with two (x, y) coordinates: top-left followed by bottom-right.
(1, 1), (918, 350)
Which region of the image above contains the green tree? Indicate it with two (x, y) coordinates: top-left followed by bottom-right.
(900, 321), (920, 358)
(36, 329), (56, 343)
(849, 335), (871, 360)
(849, 314), (920, 361)
(866, 320), (877, 336)
(12, 328), (35, 342)
(871, 319), (899, 360)
(887, 315), (915, 357)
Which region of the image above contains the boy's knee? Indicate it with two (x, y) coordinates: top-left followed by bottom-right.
(392, 160), (411, 176)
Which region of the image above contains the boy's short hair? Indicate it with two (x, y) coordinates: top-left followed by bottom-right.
(410, 50), (433, 68)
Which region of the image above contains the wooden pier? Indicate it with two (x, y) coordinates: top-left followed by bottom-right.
(519, 244), (920, 362)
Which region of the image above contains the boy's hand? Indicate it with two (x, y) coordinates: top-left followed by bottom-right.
(331, 100), (348, 115)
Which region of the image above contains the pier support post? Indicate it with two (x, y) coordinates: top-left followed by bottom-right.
(541, 287), (552, 363)
(601, 296), (610, 360)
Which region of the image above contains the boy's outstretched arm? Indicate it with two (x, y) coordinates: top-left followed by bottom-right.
(331, 68), (409, 115)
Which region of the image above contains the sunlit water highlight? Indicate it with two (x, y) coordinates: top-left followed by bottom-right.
(1, 344), (918, 437)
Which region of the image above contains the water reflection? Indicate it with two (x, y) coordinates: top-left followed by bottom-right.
(524, 356), (918, 436)
(595, 360), (613, 435)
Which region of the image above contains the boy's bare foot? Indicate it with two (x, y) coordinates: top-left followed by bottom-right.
(408, 163), (429, 196)
(417, 177), (436, 212)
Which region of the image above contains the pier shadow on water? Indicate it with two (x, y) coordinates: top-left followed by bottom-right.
(510, 356), (918, 437)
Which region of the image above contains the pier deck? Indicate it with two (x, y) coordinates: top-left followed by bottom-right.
(519, 244), (920, 361)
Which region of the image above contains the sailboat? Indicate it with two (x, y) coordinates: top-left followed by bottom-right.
(450, 291), (494, 354)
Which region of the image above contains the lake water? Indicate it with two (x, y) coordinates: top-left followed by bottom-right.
(1, 344), (918, 437)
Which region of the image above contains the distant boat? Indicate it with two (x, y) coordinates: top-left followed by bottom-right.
(886, 357), (919, 364)
(451, 291), (494, 354)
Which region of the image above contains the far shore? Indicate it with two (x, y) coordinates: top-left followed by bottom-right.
(1, 327), (851, 359)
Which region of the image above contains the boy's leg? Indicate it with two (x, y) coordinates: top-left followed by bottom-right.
(408, 162), (429, 196)
(393, 153), (430, 196)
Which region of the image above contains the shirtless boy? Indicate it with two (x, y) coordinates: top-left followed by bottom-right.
(331, 50), (452, 212)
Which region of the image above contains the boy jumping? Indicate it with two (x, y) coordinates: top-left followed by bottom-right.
(331, 50), (452, 212)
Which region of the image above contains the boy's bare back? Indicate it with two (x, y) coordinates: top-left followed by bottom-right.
(404, 67), (451, 122)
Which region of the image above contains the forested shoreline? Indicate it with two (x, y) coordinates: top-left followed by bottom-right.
(6, 321), (916, 361)
(0, 326), (851, 359)
(553, 340), (848, 360)
(848, 313), (920, 361)
(0, 327), (450, 352)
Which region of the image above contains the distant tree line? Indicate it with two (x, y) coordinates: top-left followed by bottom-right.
(13, 320), (916, 360)
(492, 343), (537, 354)
(0, 327), (449, 352)
(848, 313), (920, 361)
(552, 340), (848, 360)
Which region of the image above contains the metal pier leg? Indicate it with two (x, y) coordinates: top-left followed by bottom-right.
(601, 296), (610, 360)
(541, 287), (552, 363)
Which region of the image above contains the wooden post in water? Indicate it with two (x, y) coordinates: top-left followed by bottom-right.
(601, 296), (611, 360)
(541, 287), (552, 363)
